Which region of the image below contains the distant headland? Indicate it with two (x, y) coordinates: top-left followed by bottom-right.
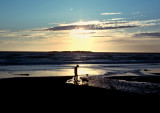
(49, 51), (93, 53)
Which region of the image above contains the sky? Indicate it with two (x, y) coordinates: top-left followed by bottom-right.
(0, 0), (160, 52)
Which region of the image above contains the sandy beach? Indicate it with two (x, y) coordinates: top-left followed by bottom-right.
(1, 76), (160, 97)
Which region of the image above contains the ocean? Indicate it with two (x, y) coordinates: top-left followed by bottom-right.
(1, 51), (160, 65)
(0, 51), (160, 78)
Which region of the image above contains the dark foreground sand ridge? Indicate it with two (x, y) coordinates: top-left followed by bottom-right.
(1, 76), (160, 112)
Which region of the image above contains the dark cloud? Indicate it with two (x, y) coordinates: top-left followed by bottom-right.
(40, 19), (160, 32)
(91, 36), (111, 37)
(43, 24), (137, 31)
(21, 34), (31, 37)
(134, 32), (160, 38)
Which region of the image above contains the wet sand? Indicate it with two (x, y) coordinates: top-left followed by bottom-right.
(108, 75), (160, 83)
(1, 76), (159, 97)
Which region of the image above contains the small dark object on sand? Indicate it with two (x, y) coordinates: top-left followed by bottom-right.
(151, 73), (160, 75)
(81, 77), (88, 82)
(144, 69), (150, 71)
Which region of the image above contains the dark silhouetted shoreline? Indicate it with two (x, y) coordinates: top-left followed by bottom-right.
(1, 76), (160, 112)
(1, 76), (159, 97)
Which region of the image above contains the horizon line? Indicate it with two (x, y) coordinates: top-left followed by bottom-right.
(0, 50), (160, 54)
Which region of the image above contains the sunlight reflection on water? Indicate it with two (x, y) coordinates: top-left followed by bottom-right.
(0, 64), (107, 79)
(0, 63), (160, 79)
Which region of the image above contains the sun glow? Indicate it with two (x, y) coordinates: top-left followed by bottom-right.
(70, 28), (91, 38)
(69, 28), (94, 51)
(60, 20), (100, 26)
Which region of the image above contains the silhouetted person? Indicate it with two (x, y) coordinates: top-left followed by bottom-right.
(74, 65), (79, 84)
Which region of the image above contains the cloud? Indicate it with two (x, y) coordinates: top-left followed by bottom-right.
(44, 25), (137, 31)
(0, 30), (11, 34)
(1, 19), (158, 41)
(101, 12), (122, 15)
(48, 22), (62, 25)
(134, 32), (160, 38)
(59, 20), (101, 26)
(120, 19), (160, 28)
(0, 29), (51, 40)
(108, 18), (126, 21)
(132, 12), (143, 15)
(43, 20), (138, 31)
(21, 34), (31, 37)
(40, 19), (160, 32)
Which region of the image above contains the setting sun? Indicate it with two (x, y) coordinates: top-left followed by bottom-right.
(70, 28), (91, 38)
(68, 26), (96, 51)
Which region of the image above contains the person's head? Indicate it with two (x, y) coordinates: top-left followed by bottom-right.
(76, 65), (79, 67)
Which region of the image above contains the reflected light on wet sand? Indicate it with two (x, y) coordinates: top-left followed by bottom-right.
(0, 65), (106, 79)
(30, 68), (104, 77)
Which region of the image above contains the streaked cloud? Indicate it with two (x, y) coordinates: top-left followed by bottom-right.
(132, 12), (143, 15)
(108, 18), (126, 21)
(44, 25), (137, 31)
(48, 22), (62, 25)
(59, 20), (101, 26)
(0, 30), (56, 40)
(43, 20), (137, 31)
(101, 12), (122, 15)
(134, 32), (160, 38)
(1, 19), (160, 41)
(42, 19), (160, 32)
(122, 19), (160, 27)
